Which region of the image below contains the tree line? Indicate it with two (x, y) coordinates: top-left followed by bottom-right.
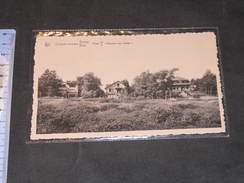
(191, 70), (218, 96)
(38, 70), (104, 98)
(38, 68), (217, 98)
(131, 68), (178, 98)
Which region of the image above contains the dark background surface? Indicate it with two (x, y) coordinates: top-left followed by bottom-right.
(1, 0), (244, 182)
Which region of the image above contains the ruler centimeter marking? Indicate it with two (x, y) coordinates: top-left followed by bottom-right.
(0, 29), (15, 183)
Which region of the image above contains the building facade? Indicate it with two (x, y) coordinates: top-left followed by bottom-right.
(172, 77), (191, 91)
(58, 82), (78, 98)
(105, 81), (128, 98)
(171, 77), (195, 97)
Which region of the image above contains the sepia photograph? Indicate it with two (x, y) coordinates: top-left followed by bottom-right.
(31, 30), (226, 140)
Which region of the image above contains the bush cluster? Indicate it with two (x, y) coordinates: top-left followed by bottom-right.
(37, 98), (221, 133)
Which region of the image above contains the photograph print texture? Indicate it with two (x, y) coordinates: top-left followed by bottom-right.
(31, 29), (226, 140)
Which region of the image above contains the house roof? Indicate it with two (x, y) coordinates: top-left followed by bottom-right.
(172, 76), (189, 81)
(105, 81), (123, 89)
(172, 76), (191, 86)
(173, 82), (190, 86)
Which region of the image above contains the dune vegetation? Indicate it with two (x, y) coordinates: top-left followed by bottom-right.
(36, 97), (221, 134)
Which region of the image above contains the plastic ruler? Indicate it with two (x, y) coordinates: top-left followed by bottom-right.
(0, 29), (16, 183)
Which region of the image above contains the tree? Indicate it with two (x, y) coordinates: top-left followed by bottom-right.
(66, 80), (77, 87)
(121, 80), (131, 95)
(154, 68), (179, 98)
(199, 70), (217, 95)
(132, 68), (178, 99)
(77, 72), (104, 98)
(38, 69), (63, 97)
(133, 71), (155, 98)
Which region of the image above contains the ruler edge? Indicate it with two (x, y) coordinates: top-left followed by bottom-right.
(0, 29), (16, 183)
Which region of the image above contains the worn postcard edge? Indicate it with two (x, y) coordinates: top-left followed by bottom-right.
(30, 29), (227, 141)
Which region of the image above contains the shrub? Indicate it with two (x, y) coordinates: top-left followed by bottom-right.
(37, 104), (57, 124)
(99, 98), (121, 103)
(37, 97), (221, 133)
(185, 112), (201, 122)
(135, 96), (145, 100)
(154, 109), (171, 123)
(99, 104), (119, 111)
(192, 94), (200, 98)
(171, 91), (181, 98)
(81, 89), (105, 98)
(177, 103), (196, 110)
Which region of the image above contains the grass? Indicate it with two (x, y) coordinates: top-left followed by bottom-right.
(36, 97), (222, 134)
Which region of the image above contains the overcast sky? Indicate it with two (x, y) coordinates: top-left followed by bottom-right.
(34, 32), (219, 87)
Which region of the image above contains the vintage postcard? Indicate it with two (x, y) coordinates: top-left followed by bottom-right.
(31, 29), (226, 140)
